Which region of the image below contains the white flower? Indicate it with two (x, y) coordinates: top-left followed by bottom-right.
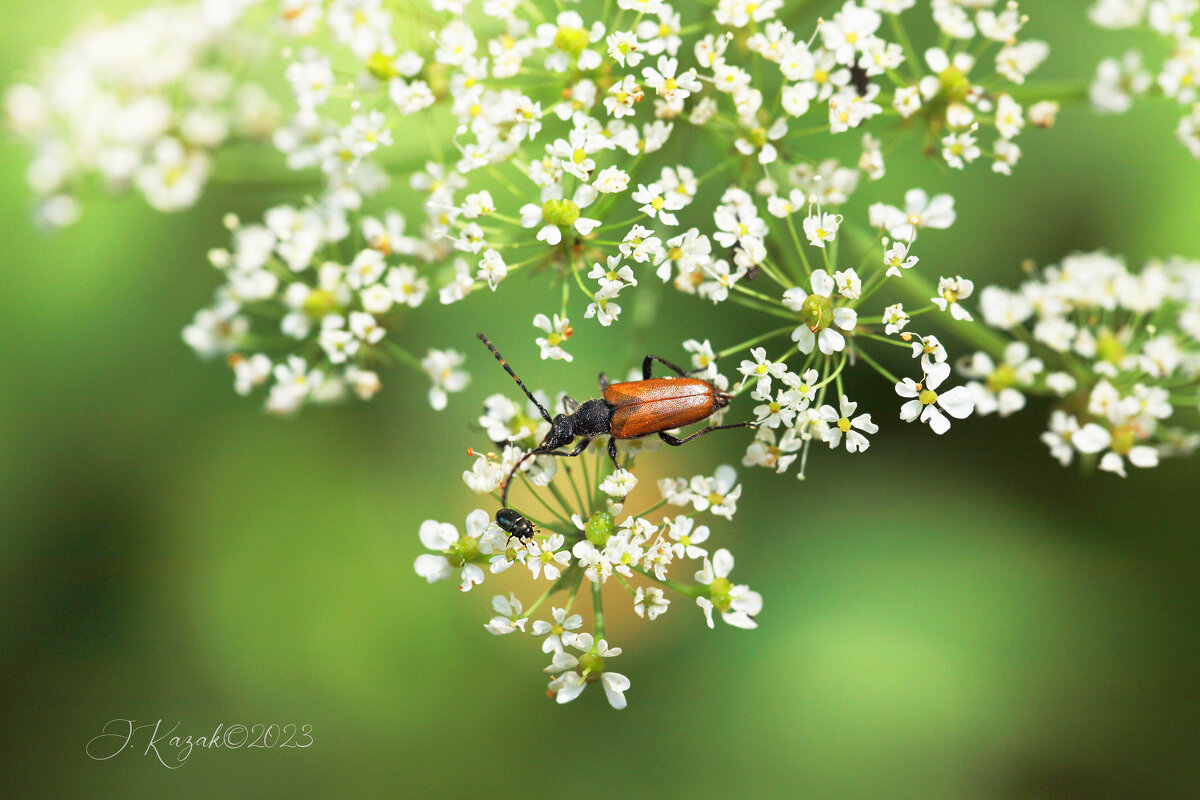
(738, 346), (788, 393)
(414, 509), (499, 592)
(607, 30), (644, 67)
(875, 189), (956, 241)
(525, 534), (572, 582)
(784, 269), (858, 355)
(632, 181), (683, 225)
(600, 468), (638, 497)
(962, 342), (1044, 417)
(593, 165), (630, 194)
(688, 465), (741, 519)
(1041, 410), (1082, 466)
(1072, 421), (1160, 477)
(818, 395), (879, 453)
(642, 56), (701, 101)
(666, 515), (710, 559)
(477, 248), (508, 290)
(634, 586), (670, 620)
(531, 607), (584, 653)
(545, 634), (630, 709)
(532, 314), (573, 361)
(421, 348), (469, 410)
(694, 549), (762, 629)
(882, 303), (910, 334)
(803, 211), (842, 248)
(585, 285), (623, 326)
(895, 362), (975, 435)
(932, 275), (976, 321)
(484, 593), (527, 635)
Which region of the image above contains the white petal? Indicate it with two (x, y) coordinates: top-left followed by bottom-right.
(925, 361), (951, 390)
(818, 328), (845, 354)
(1128, 446), (1159, 468)
(602, 672), (631, 709)
(419, 520), (457, 550)
(791, 325), (816, 353)
(712, 548), (735, 578)
(937, 386), (974, 419)
(458, 564), (484, 591)
(413, 554), (452, 583)
(900, 398), (923, 421)
(810, 269), (834, 297)
(465, 508), (491, 538)
(721, 610), (758, 629)
(555, 679), (586, 704)
(1073, 423), (1112, 454)
(922, 405), (951, 434)
(1098, 452), (1127, 477)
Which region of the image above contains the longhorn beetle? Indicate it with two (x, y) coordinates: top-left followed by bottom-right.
(477, 333), (753, 507)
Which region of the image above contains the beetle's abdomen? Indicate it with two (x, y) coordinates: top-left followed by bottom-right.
(605, 378), (719, 439)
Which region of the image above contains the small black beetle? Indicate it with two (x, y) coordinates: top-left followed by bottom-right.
(495, 508), (536, 545)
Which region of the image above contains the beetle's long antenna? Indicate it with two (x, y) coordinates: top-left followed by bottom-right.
(501, 450), (538, 507)
(477, 333), (553, 424)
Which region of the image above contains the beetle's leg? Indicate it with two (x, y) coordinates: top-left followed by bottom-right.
(607, 437), (620, 467)
(642, 354), (691, 380)
(542, 438), (590, 458)
(598, 372), (610, 391)
(562, 395), (580, 414)
(658, 422), (755, 446)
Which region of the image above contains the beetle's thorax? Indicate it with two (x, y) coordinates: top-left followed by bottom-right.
(573, 398), (614, 438)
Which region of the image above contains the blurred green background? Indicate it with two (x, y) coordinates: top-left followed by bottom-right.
(3, 1), (1200, 797)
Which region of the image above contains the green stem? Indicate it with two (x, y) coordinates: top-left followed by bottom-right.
(854, 344), (900, 385)
(592, 580), (605, 642)
(719, 325), (795, 359)
(633, 566), (702, 598)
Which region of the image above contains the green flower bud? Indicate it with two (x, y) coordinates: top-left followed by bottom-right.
(1110, 424), (1137, 455)
(366, 51), (397, 81)
(302, 289), (337, 318)
(800, 293), (833, 332)
(541, 198), (581, 228)
(708, 576), (734, 613)
(986, 363), (1017, 393)
(578, 651), (606, 681)
(553, 26), (590, 57)
(938, 66), (971, 102)
(585, 511), (615, 546)
(445, 534), (479, 566)
(1096, 332), (1126, 365)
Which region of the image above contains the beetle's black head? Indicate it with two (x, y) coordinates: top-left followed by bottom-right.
(539, 413), (576, 452)
(495, 508), (536, 542)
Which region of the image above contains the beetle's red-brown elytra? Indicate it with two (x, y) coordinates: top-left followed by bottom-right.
(604, 378), (723, 439)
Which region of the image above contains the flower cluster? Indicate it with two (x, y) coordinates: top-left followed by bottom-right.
(416, 430), (760, 708)
(4, 0), (280, 226)
(183, 202), (467, 414)
(977, 251), (1200, 476)
(637, 187), (981, 480)
(259, 0), (1058, 363)
(1089, 0), (1200, 156)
